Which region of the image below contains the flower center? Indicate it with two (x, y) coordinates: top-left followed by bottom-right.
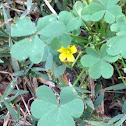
(64, 49), (71, 56)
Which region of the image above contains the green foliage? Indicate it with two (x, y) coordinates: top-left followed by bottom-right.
(81, 0), (122, 23)
(11, 17), (36, 37)
(31, 86), (84, 126)
(11, 35), (44, 64)
(81, 44), (119, 79)
(106, 15), (126, 59)
(2, 0), (126, 125)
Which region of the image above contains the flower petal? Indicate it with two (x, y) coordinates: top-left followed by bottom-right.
(57, 47), (65, 53)
(71, 45), (77, 54)
(59, 53), (67, 62)
(67, 55), (75, 62)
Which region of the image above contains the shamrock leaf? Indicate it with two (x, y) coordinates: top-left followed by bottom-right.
(110, 15), (126, 36)
(11, 35), (45, 64)
(59, 11), (82, 32)
(73, 1), (85, 17)
(11, 17), (36, 37)
(106, 15), (126, 58)
(106, 35), (126, 59)
(81, 44), (119, 79)
(49, 11), (82, 49)
(37, 14), (66, 39)
(81, 0), (122, 23)
(31, 86), (84, 126)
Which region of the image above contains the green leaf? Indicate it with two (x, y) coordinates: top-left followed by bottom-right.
(50, 37), (62, 50)
(81, 44), (119, 79)
(101, 83), (126, 91)
(110, 15), (126, 35)
(81, 0), (122, 23)
(109, 114), (124, 124)
(66, 17), (82, 32)
(36, 86), (58, 104)
(3, 78), (17, 98)
(114, 116), (126, 126)
(37, 14), (57, 32)
(60, 87), (84, 118)
(59, 11), (73, 26)
(11, 35), (44, 64)
(106, 35), (126, 58)
(11, 17), (36, 37)
(73, 1), (84, 16)
(59, 33), (71, 48)
(54, 64), (66, 78)
(45, 52), (53, 70)
(85, 98), (94, 110)
(86, 121), (110, 126)
(50, 33), (71, 50)
(27, 0), (32, 13)
(122, 101), (126, 114)
(37, 21), (66, 39)
(95, 93), (104, 106)
(106, 15), (126, 58)
(31, 86), (84, 126)
(74, 87), (91, 93)
(3, 100), (18, 121)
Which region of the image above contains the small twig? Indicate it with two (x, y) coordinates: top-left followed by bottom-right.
(43, 0), (57, 14)
(0, 71), (11, 74)
(10, 76), (31, 115)
(0, 18), (13, 27)
(16, 85), (31, 115)
(3, 112), (10, 126)
(5, 5), (24, 12)
(0, 2), (13, 9)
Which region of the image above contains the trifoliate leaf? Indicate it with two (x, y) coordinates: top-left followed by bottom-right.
(106, 15), (126, 58)
(31, 86), (84, 126)
(106, 35), (126, 58)
(37, 20), (66, 39)
(110, 15), (126, 35)
(11, 17), (36, 37)
(11, 35), (44, 64)
(81, 44), (119, 79)
(59, 11), (82, 32)
(81, 0), (122, 23)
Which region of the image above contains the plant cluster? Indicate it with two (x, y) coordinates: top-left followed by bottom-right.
(1, 0), (126, 126)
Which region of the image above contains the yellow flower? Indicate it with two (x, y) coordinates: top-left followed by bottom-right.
(57, 45), (77, 62)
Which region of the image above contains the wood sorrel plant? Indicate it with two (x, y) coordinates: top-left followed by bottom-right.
(9, 0), (126, 125)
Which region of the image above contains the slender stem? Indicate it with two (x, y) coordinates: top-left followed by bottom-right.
(95, 22), (99, 33)
(114, 63), (126, 84)
(43, 0), (57, 14)
(71, 41), (84, 47)
(83, 76), (89, 89)
(79, 73), (88, 87)
(100, 21), (106, 38)
(73, 67), (86, 87)
(121, 58), (126, 68)
(82, 19), (94, 37)
(71, 51), (85, 67)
